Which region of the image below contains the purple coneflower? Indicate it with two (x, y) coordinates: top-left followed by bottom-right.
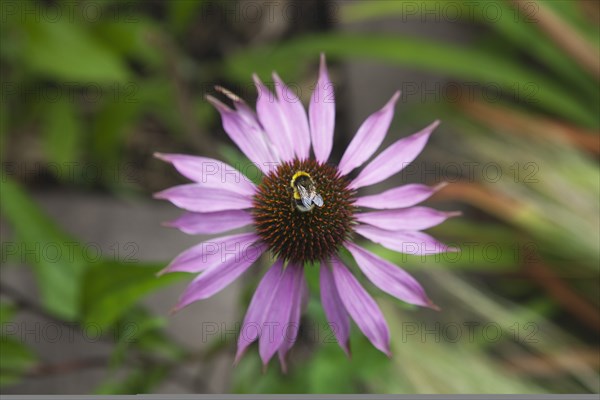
(155, 55), (457, 370)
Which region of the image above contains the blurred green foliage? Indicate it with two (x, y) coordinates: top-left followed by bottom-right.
(1, 0), (598, 395)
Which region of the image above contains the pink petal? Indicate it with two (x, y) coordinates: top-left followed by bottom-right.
(355, 224), (456, 255)
(160, 232), (260, 275)
(165, 210), (254, 235)
(154, 153), (256, 197)
(254, 75), (295, 162)
(330, 256), (390, 356)
(215, 86), (261, 130)
(355, 207), (459, 231)
(320, 264), (350, 355)
(309, 53), (335, 163)
(354, 183), (445, 209)
(273, 72), (311, 160)
(338, 91), (400, 176)
(154, 184), (253, 213)
(218, 88), (279, 169)
(351, 120), (440, 189)
(278, 265), (306, 372)
(346, 242), (436, 308)
(236, 260), (285, 364)
(258, 264), (301, 366)
(173, 241), (265, 311)
(207, 95), (275, 174)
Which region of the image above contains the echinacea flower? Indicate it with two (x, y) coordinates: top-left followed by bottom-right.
(155, 54), (458, 370)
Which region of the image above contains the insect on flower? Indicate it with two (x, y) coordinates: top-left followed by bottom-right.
(154, 54), (459, 371)
(290, 171), (324, 212)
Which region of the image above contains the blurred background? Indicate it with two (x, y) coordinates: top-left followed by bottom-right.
(1, 0), (599, 395)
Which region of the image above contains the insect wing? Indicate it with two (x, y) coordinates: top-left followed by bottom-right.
(297, 185), (313, 208)
(313, 194), (324, 207)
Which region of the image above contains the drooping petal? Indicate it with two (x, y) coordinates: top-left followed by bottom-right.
(254, 74), (295, 162)
(320, 264), (350, 355)
(207, 95), (275, 174)
(236, 260), (285, 364)
(273, 72), (311, 160)
(309, 53), (335, 163)
(355, 224), (456, 255)
(173, 241), (265, 311)
(330, 256), (390, 356)
(165, 210), (254, 235)
(278, 265), (306, 372)
(215, 86), (279, 170)
(160, 232), (260, 275)
(346, 242), (435, 308)
(154, 153), (256, 197)
(338, 91), (400, 176)
(354, 183), (445, 210)
(351, 120), (440, 189)
(258, 263), (301, 366)
(154, 184), (252, 213)
(215, 85), (262, 131)
(355, 207), (459, 231)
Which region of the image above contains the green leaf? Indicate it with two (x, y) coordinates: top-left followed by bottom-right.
(92, 18), (162, 67)
(42, 98), (82, 171)
(110, 307), (185, 369)
(1, 178), (87, 320)
(0, 336), (37, 387)
(168, 0), (206, 34)
(306, 346), (356, 393)
(0, 303), (16, 327)
(90, 99), (140, 187)
(225, 33), (598, 128)
(0, 95), (7, 156)
(81, 261), (186, 329)
(22, 17), (129, 82)
(94, 365), (168, 394)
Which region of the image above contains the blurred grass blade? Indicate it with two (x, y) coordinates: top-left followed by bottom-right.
(225, 33), (598, 127)
(428, 269), (600, 392)
(381, 301), (545, 393)
(340, 0), (599, 99)
(511, 0), (600, 79)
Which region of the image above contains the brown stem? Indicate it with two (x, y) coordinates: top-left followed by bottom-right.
(433, 181), (522, 222)
(526, 261), (600, 333)
(25, 356), (109, 377)
(511, 0), (600, 79)
(459, 100), (600, 155)
(433, 185), (600, 332)
(504, 347), (600, 377)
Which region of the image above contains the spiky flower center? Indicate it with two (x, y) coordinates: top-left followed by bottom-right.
(252, 159), (356, 264)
